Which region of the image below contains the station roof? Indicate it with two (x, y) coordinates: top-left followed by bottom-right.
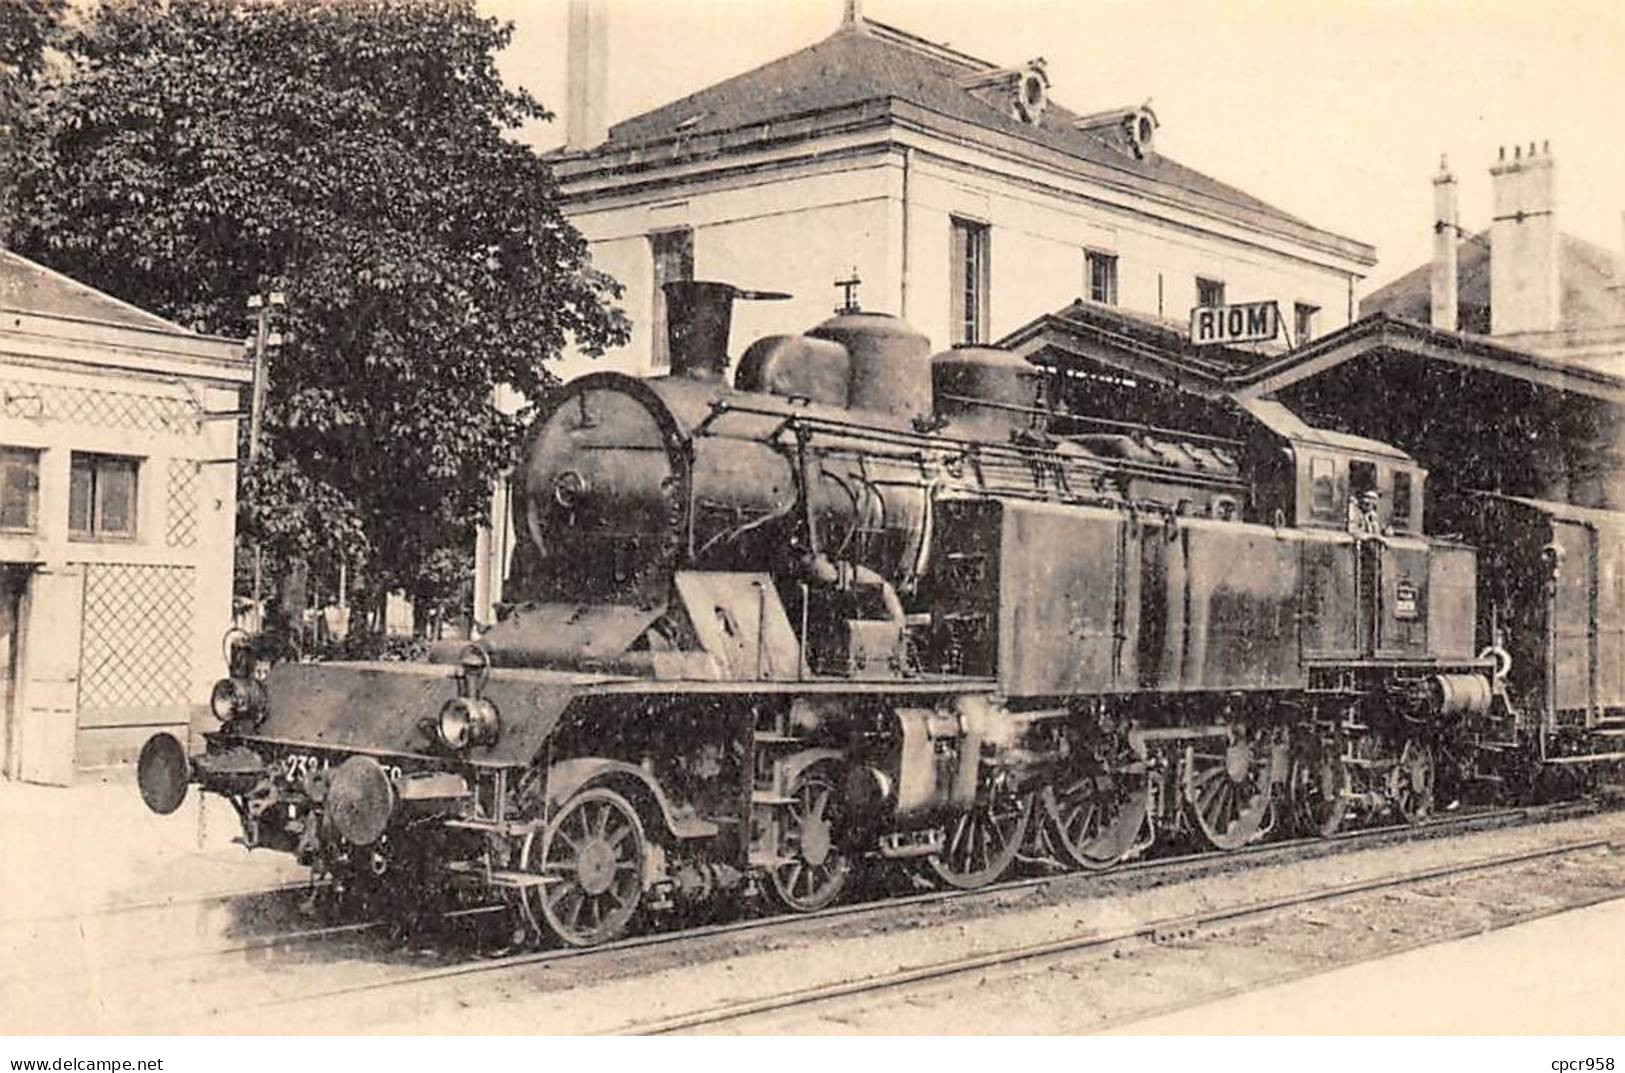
(557, 17), (1373, 265)
(1231, 312), (1625, 405)
(0, 249), (188, 334)
(0, 249), (247, 380)
(1361, 230), (1625, 334)
(1004, 299), (1625, 406)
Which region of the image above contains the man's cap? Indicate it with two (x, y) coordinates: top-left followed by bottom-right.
(1358, 490), (1380, 501)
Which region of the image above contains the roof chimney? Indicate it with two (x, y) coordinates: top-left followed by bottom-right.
(1489, 140), (1560, 335)
(565, 0), (609, 152)
(1430, 155), (1458, 330)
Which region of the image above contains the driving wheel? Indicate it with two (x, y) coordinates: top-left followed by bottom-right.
(1392, 739), (1436, 824)
(766, 764), (852, 912)
(1288, 738), (1348, 838)
(1183, 735), (1274, 851)
(1041, 769), (1150, 871)
(925, 789), (1033, 889)
(522, 787), (646, 947)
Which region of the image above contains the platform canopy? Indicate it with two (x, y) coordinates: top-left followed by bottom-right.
(1001, 303), (1625, 509)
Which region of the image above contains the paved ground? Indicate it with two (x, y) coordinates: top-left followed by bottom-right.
(1110, 895), (1625, 1034)
(0, 768), (299, 922)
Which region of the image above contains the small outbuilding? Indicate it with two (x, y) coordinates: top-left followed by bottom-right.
(0, 251), (249, 784)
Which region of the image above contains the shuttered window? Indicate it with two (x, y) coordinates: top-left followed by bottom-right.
(1196, 276), (1225, 308)
(1086, 250), (1118, 306)
(0, 448), (39, 533)
(69, 453), (139, 541)
(650, 228), (694, 370)
(950, 217), (990, 345)
(1392, 470), (1413, 530)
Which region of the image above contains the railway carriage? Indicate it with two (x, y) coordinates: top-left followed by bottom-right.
(139, 281), (1577, 947)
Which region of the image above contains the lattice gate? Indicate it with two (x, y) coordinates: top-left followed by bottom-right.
(77, 564), (196, 712)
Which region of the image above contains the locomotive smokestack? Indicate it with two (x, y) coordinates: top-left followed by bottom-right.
(663, 281), (737, 381)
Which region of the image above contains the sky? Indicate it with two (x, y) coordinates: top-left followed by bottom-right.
(479, 0), (1625, 295)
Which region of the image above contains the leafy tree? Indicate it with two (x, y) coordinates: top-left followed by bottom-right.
(13, 0), (628, 623)
(0, 0), (65, 242)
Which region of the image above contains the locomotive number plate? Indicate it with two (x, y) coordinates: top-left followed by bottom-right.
(1394, 581), (1419, 621)
(274, 753), (403, 785)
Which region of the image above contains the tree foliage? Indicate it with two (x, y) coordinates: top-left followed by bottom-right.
(0, 0), (65, 241)
(13, 0), (628, 613)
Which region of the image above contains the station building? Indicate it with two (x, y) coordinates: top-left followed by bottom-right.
(546, 4), (1374, 375)
(475, 3), (1378, 616)
(0, 251), (248, 783)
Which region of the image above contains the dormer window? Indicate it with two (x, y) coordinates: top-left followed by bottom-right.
(1014, 64), (1048, 125)
(1074, 104), (1159, 159)
(957, 59), (1049, 127)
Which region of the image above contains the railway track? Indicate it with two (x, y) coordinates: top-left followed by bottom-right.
(0, 878), (315, 927)
(618, 836), (1623, 1034)
(0, 879), (350, 990)
(5, 799), (1598, 1034)
(152, 798), (1596, 1030)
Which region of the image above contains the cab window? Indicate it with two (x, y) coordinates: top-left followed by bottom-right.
(1391, 471), (1413, 530)
(1309, 455), (1336, 519)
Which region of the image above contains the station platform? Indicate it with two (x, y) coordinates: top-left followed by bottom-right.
(1111, 895), (1625, 1034)
(0, 768), (301, 923)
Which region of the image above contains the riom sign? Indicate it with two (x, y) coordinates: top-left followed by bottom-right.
(1189, 300), (1280, 346)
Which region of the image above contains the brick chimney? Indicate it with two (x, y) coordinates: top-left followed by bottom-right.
(1489, 141), (1560, 335)
(565, 0), (609, 152)
(1430, 155), (1458, 330)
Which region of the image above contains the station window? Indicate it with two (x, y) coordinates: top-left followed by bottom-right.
(649, 228), (694, 370)
(950, 217), (990, 345)
(1309, 455), (1336, 518)
(1392, 470), (1413, 529)
(69, 452), (139, 541)
(1196, 276), (1225, 308)
(0, 448), (40, 533)
(1085, 250), (1118, 306)
(1294, 302), (1319, 345)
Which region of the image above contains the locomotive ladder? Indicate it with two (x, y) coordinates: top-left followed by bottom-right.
(748, 705), (806, 870)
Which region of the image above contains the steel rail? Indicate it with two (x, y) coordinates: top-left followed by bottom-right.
(207, 800), (1590, 1023)
(617, 836), (1616, 1035)
(0, 878), (319, 927)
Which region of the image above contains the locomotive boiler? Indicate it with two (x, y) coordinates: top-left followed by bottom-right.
(140, 281), (1521, 947)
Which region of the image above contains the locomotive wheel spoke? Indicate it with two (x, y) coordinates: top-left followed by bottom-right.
(1184, 740), (1272, 852)
(1393, 740), (1437, 824)
(767, 765), (852, 913)
(926, 790), (1033, 890)
(522, 787), (646, 948)
(1290, 741), (1348, 837)
(1043, 768), (1150, 871)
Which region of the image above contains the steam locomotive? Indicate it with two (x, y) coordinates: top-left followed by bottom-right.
(136, 281), (1625, 947)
